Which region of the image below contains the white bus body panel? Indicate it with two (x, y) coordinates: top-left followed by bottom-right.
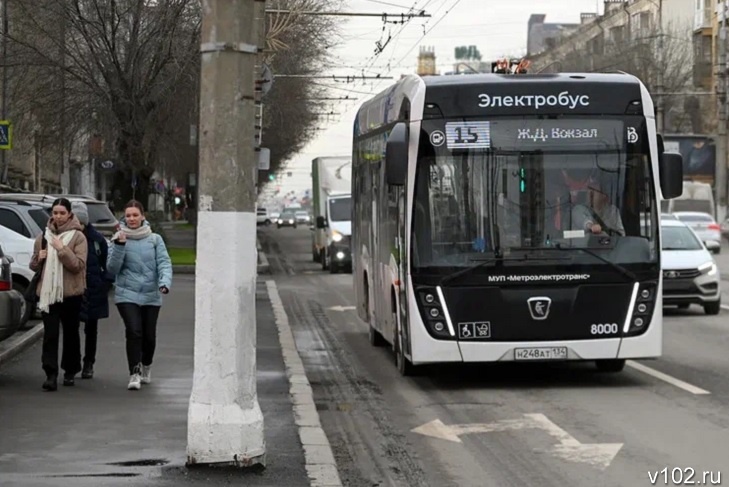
(618, 280), (663, 358)
(407, 277), (463, 363)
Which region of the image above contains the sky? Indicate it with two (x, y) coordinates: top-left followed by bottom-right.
(265, 0), (607, 199)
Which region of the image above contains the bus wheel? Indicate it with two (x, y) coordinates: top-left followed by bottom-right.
(366, 283), (385, 347)
(595, 359), (626, 373)
(395, 312), (416, 376)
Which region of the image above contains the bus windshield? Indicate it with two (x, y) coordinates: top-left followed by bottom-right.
(412, 116), (659, 271)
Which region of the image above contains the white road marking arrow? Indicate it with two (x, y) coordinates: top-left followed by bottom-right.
(327, 305), (356, 312)
(411, 413), (622, 470)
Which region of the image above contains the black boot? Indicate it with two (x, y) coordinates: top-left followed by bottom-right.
(63, 373), (75, 386)
(42, 375), (57, 391)
(82, 363), (94, 379)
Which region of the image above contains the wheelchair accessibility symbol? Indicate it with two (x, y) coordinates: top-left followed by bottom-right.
(430, 130), (445, 147)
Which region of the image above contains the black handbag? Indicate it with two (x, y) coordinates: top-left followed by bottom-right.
(24, 237), (47, 303)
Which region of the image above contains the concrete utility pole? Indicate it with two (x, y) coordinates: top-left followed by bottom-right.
(717, 0), (728, 222)
(187, 0), (266, 467)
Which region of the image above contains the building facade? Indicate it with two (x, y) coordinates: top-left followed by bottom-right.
(528, 0), (700, 134)
(527, 14), (580, 56)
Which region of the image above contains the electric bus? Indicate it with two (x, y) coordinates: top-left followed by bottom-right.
(352, 70), (683, 375)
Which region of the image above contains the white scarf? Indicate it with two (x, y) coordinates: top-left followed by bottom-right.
(111, 224), (152, 241)
(39, 227), (77, 313)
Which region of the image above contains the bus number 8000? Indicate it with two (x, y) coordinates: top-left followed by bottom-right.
(591, 323), (618, 335)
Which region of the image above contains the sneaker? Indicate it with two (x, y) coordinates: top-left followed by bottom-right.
(141, 365), (152, 384)
(127, 373), (142, 390)
(82, 363), (94, 379)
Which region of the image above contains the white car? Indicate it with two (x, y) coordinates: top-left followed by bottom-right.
(256, 207), (271, 226)
(672, 211), (722, 254)
(0, 225), (36, 323)
(661, 219), (721, 315)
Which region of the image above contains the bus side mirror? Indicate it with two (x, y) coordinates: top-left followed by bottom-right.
(316, 216), (327, 229)
(659, 152), (683, 199)
(385, 122), (408, 186)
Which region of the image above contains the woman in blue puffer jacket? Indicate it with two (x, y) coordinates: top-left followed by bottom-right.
(107, 200), (172, 391)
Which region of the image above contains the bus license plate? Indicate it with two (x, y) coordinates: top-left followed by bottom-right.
(514, 347), (568, 361)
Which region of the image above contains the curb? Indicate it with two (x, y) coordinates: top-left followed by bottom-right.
(265, 281), (342, 487)
(258, 251), (270, 275)
(0, 323), (44, 369)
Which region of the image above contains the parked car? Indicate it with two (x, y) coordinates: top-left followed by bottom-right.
(672, 211), (722, 254)
(256, 207), (271, 226)
(0, 200), (53, 240)
(0, 243), (27, 341)
(0, 194), (118, 239)
(276, 211), (297, 229)
(661, 219), (721, 315)
(0, 225), (37, 323)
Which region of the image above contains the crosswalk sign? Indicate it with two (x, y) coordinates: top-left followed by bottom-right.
(0, 121), (11, 150)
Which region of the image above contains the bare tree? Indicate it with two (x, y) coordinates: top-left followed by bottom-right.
(540, 22), (696, 132)
(258, 0), (341, 187)
(5, 0), (201, 203)
(4, 0), (340, 200)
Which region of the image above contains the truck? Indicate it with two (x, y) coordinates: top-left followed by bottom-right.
(662, 181), (715, 217)
(311, 156), (352, 273)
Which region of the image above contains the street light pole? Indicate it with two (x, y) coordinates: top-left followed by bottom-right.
(187, 0), (266, 467)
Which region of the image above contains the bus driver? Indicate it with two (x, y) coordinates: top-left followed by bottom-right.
(571, 177), (625, 237)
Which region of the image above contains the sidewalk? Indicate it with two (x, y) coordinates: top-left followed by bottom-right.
(0, 277), (310, 486)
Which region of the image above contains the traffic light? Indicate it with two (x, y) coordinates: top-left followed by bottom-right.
(268, 173), (275, 181)
(519, 167), (526, 193)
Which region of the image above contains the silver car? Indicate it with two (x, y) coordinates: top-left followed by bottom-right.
(661, 219), (721, 315)
(672, 211), (721, 254)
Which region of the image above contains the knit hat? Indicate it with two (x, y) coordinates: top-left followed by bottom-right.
(72, 202), (89, 225)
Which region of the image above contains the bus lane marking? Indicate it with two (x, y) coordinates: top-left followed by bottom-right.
(626, 360), (710, 395)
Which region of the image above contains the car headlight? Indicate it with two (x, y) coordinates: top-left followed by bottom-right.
(289, 219), (294, 224)
(699, 261), (717, 276)
(332, 231), (343, 242)
(277, 219), (283, 223)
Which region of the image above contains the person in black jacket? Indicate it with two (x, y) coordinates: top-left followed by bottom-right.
(72, 202), (112, 379)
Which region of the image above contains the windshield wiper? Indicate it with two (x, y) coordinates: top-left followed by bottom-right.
(439, 253), (567, 286)
(553, 243), (638, 282)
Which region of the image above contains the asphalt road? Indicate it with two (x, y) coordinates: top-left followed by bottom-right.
(260, 227), (729, 487)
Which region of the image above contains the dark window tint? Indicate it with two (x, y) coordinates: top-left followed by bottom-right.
(85, 203), (116, 223)
(0, 208), (30, 237)
(29, 208), (51, 233)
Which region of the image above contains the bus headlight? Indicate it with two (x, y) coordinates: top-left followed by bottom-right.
(416, 286), (456, 340)
(624, 281), (656, 336)
(332, 231), (343, 242)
